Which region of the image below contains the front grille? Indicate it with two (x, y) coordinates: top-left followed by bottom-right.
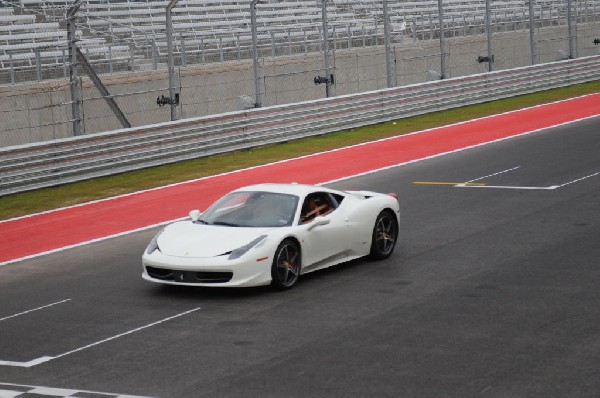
(146, 267), (232, 284)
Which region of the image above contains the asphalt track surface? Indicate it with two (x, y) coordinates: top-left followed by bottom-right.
(1, 117), (600, 397)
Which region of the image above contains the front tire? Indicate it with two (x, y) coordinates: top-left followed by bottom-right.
(271, 239), (301, 290)
(369, 210), (398, 260)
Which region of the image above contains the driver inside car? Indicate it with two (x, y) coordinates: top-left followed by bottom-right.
(300, 194), (332, 224)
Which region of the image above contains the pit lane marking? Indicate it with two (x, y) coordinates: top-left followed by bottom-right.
(0, 307), (201, 368)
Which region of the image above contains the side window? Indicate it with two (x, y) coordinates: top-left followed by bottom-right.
(300, 192), (336, 224)
(330, 193), (345, 206)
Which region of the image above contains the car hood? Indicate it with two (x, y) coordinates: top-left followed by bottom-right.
(157, 221), (274, 258)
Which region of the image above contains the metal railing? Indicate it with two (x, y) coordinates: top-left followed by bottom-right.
(1, 55), (600, 196)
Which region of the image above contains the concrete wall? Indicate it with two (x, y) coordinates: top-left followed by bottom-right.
(1, 21), (599, 148)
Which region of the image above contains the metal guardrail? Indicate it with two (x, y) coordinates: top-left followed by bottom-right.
(1, 55), (600, 196)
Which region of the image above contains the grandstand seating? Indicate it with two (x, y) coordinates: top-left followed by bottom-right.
(0, 0), (599, 83)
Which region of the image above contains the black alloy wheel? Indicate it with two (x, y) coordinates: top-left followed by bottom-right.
(369, 210), (398, 260)
(271, 239), (301, 290)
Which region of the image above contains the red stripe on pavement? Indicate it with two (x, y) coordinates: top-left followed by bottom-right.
(1, 93), (599, 264)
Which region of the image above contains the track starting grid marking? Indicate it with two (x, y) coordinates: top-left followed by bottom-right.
(0, 383), (154, 398)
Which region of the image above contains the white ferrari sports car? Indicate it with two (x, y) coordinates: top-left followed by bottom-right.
(142, 183), (400, 289)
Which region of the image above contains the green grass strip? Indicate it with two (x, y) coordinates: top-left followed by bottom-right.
(1, 81), (599, 221)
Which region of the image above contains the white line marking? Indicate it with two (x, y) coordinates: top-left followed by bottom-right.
(28, 387), (78, 396)
(557, 171), (600, 188)
(0, 299), (71, 322)
(467, 166), (521, 183)
(0, 307), (201, 368)
(0, 357), (53, 368)
(455, 184), (559, 190)
(456, 171), (600, 190)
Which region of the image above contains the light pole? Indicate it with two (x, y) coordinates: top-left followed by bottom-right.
(528, 0), (537, 65)
(383, 0), (393, 87)
(437, 0), (446, 78)
(67, 0), (82, 136)
(321, 0), (332, 97)
(250, 0), (262, 107)
(166, 0), (179, 121)
(485, 0), (494, 72)
(566, 0), (575, 59)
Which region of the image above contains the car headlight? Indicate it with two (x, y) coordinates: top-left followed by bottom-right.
(228, 235), (267, 260)
(146, 229), (165, 255)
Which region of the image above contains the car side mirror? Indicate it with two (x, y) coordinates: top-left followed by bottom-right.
(307, 216), (330, 231)
(189, 210), (202, 222)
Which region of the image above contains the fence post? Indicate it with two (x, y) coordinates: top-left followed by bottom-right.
(303, 30), (308, 54)
(109, 45), (114, 74)
(429, 12), (434, 40)
(333, 26), (337, 51)
(35, 51), (42, 81)
(9, 54), (15, 84)
(271, 32), (276, 56)
(181, 35), (187, 66)
(347, 26), (352, 49)
(129, 46), (135, 70)
(151, 37), (158, 70)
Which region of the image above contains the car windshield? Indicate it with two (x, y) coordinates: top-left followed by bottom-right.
(199, 191), (299, 228)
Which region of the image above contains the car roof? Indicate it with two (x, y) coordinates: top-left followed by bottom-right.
(232, 183), (342, 197)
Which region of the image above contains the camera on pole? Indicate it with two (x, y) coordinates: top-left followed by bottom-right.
(314, 74), (334, 85)
(477, 55), (494, 64)
(157, 93), (180, 107)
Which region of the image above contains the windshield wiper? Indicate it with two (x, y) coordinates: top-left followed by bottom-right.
(212, 221), (240, 227)
(194, 219), (208, 224)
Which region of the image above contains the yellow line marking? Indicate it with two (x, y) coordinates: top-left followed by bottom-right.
(413, 182), (487, 186)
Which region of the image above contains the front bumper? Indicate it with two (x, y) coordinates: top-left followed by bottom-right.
(142, 250), (273, 287)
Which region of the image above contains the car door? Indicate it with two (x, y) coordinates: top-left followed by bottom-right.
(299, 192), (351, 269)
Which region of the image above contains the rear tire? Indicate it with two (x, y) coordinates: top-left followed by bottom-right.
(271, 239), (301, 290)
(369, 210), (398, 260)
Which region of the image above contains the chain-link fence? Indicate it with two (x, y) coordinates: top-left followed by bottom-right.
(1, 0), (600, 147)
